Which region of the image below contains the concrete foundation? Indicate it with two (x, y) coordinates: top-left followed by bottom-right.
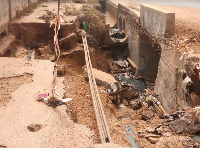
(140, 4), (175, 38)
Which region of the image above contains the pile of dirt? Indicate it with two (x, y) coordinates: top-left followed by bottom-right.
(38, 10), (57, 23)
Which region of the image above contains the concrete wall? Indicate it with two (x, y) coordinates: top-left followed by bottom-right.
(107, 1), (200, 112)
(155, 45), (180, 112)
(140, 4), (175, 38)
(0, 0), (38, 34)
(0, 0), (9, 34)
(124, 4), (162, 79)
(106, 0), (118, 21)
(117, 4), (130, 34)
(10, 0), (29, 20)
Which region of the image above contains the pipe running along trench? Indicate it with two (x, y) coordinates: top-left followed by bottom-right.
(81, 31), (112, 143)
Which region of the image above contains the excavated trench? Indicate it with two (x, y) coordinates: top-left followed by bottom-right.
(3, 3), (199, 147)
(3, 20), (163, 147)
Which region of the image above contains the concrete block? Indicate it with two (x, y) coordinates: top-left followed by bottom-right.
(85, 68), (116, 86)
(140, 4), (175, 38)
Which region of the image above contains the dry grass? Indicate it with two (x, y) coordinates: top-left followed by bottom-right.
(78, 4), (106, 44)
(16, 2), (40, 18)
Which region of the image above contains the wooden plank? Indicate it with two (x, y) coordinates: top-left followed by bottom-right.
(127, 57), (137, 68)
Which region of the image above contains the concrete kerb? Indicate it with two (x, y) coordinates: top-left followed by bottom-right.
(140, 4), (175, 38)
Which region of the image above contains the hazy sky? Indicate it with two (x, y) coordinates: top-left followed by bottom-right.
(112, 0), (200, 9)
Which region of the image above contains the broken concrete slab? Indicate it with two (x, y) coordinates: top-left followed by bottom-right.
(127, 57), (137, 69)
(85, 68), (116, 86)
(0, 34), (16, 56)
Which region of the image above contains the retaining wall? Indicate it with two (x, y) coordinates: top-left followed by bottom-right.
(0, 0), (9, 34)
(106, 0), (118, 21)
(140, 4), (175, 38)
(0, 0), (38, 34)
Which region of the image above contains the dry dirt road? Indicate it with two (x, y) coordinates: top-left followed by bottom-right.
(0, 58), (94, 148)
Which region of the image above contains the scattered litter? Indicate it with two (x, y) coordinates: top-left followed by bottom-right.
(37, 10), (57, 23)
(179, 52), (186, 60)
(191, 132), (200, 143)
(110, 27), (126, 40)
(36, 91), (72, 108)
(28, 124), (42, 132)
(126, 135), (138, 148)
(181, 138), (198, 148)
(122, 117), (130, 120)
(100, 90), (106, 93)
(125, 125), (134, 136)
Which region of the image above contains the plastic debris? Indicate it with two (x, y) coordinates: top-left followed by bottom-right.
(36, 91), (72, 108)
(126, 135), (138, 148)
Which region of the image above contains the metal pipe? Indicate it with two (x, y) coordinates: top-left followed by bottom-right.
(58, 0), (60, 15)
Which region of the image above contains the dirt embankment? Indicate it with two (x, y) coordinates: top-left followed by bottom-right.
(61, 47), (164, 147)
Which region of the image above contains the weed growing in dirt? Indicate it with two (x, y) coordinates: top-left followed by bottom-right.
(78, 4), (106, 44)
(16, 2), (40, 18)
(64, 4), (80, 16)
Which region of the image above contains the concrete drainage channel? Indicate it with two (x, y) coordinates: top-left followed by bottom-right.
(1, 0), (200, 147)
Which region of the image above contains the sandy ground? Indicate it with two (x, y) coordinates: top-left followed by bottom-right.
(13, 0), (83, 23)
(0, 57), (94, 148)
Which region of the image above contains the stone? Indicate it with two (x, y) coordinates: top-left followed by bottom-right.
(38, 45), (51, 55)
(147, 137), (159, 144)
(141, 110), (154, 121)
(57, 63), (66, 76)
(130, 100), (138, 110)
(28, 124), (42, 132)
(123, 99), (129, 106)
